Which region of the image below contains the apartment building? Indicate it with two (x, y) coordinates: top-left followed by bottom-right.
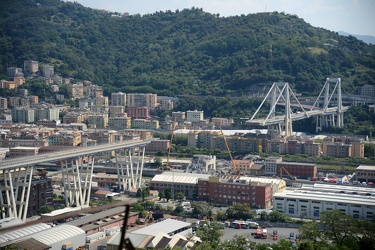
(86, 113), (108, 128)
(322, 136), (364, 158)
(127, 93), (157, 109)
(123, 129), (153, 140)
(34, 108), (60, 122)
(63, 112), (86, 124)
(159, 99), (173, 110)
(233, 160), (255, 175)
(48, 130), (82, 146)
(186, 110), (204, 122)
(212, 135), (263, 153)
(9, 146), (40, 157)
(145, 139), (170, 154)
(30, 96), (38, 104)
(171, 111), (186, 124)
(211, 117), (233, 128)
(0, 97), (7, 109)
(88, 130), (119, 144)
(42, 64), (54, 77)
(198, 176), (273, 209)
(108, 117), (132, 130)
(109, 106), (125, 118)
(131, 119), (159, 130)
(111, 92), (126, 106)
(264, 157), (282, 176)
(23, 60), (39, 75)
(68, 83), (84, 99)
(127, 106), (149, 119)
(6, 67), (23, 79)
(94, 96), (109, 106)
(11, 108), (34, 123)
(357, 84), (375, 97)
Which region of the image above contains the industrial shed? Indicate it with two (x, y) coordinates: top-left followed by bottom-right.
(0, 223), (51, 248)
(23, 224), (85, 250)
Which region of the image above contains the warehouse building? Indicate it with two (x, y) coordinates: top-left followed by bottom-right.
(1, 224), (85, 250)
(151, 172), (211, 200)
(273, 189), (375, 220)
(356, 165), (375, 183)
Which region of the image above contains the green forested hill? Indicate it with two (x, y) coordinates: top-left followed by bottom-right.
(1, 0), (374, 97)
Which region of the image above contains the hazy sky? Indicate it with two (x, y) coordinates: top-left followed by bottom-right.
(72, 0), (375, 36)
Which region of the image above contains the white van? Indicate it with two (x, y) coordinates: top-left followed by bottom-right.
(247, 222), (259, 229)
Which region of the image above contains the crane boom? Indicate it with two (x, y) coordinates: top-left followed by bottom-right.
(220, 127), (237, 174)
(165, 118), (177, 170)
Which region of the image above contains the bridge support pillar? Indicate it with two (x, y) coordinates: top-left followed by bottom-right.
(0, 167), (33, 221)
(267, 124), (282, 139)
(61, 157), (92, 208)
(115, 145), (146, 192)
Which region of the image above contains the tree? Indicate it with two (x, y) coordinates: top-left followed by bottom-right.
(298, 221), (323, 243)
(174, 191), (185, 201)
(195, 221), (223, 249)
(154, 156), (163, 167)
(38, 205), (54, 214)
(131, 202), (144, 212)
(159, 191), (165, 201)
(220, 235), (257, 250)
(320, 210), (357, 247)
(174, 204), (184, 214)
(165, 186), (172, 201)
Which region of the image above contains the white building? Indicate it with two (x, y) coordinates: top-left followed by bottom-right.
(186, 110), (204, 122)
(111, 92), (127, 106)
(34, 107), (60, 121)
(42, 64), (54, 77)
(273, 188), (375, 220)
(264, 156), (282, 176)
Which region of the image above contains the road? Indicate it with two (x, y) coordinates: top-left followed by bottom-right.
(221, 226), (300, 245)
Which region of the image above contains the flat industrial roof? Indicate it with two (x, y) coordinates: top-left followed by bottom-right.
(357, 165), (375, 171)
(302, 183), (375, 194)
(152, 173), (210, 184)
(132, 219), (191, 236)
(30, 224), (85, 245)
(274, 190), (375, 206)
(66, 206), (137, 227)
(0, 223), (51, 245)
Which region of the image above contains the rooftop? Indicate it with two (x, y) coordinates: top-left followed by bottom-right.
(357, 165), (375, 171)
(274, 190), (375, 206)
(132, 219), (191, 237)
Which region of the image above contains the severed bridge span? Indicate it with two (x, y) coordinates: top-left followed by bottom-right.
(0, 139), (151, 221)
(246, 78), (350, 138)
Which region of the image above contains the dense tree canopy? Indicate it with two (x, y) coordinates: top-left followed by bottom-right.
(1, 0), (374, 98)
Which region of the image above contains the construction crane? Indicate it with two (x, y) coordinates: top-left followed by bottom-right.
(220, 126), (237, 175)
(162, 118), (177, 171)
(279, 167), (297, 181)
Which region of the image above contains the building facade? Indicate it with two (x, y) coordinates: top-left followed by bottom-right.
(127, 93), (157, 109)
(111, 92), (127, 106)
(198, 176), (273, 209)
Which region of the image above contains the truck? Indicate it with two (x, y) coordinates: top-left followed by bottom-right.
(247, 221), (259, 229)
(261, 228), (268, 239)
(254, 228), (262, 238)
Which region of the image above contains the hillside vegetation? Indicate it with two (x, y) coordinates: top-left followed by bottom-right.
(1, 0), (375, 97)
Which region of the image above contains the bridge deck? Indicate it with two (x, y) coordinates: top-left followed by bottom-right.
(0, 139), (152, 171)
(246, 107), (349, 126)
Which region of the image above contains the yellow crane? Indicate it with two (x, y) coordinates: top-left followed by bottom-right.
(164, 118), (177, 171)
(279, 167), (296, 180)
(220, 126), (238, 175)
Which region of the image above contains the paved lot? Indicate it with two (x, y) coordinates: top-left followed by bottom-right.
(221, 226), (300, 245)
